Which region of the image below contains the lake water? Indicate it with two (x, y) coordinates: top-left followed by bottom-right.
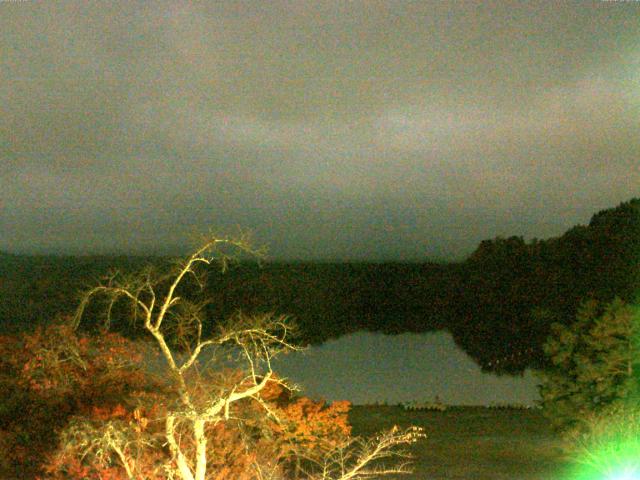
(273, 330), (541, 406)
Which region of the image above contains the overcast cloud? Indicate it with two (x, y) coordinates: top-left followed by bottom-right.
(1, 1), (639, 259)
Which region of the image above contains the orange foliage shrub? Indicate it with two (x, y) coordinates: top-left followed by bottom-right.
(42, 377), (351, 480)
(1, 324), (352, 479)
(0, 322), (157, 479)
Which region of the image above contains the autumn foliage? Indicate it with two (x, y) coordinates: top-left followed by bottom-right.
(0, 321), (151, 478)
(0, 323), (351, 479)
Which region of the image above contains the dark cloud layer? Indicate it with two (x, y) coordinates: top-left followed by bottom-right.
(1, 1), (639, 259)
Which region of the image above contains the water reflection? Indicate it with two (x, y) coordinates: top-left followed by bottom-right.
(273, 331), (540, 406)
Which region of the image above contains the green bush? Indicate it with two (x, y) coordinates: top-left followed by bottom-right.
(537, 298), (640, 433)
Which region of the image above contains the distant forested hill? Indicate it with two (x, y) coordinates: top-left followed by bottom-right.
(0, 253), (154, 333)
(1, 198), (638, 374)
(445, 198), (640, 373)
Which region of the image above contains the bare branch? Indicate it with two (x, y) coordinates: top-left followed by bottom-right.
(307, 426), (426, 480)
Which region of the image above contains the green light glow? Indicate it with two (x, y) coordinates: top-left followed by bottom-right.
(607, 468), (640, 480)
(567, 406), (640, 480)
(569, 449), (640, 479)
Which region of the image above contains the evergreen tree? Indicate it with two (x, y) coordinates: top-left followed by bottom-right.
(537, 298), (640, 432)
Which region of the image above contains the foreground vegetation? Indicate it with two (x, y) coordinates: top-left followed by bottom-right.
(0, 237), (423, 480)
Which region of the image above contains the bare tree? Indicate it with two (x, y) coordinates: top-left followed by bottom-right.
(70, 235), (423, 480)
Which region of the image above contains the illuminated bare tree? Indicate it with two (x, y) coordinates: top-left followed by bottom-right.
(70, 235), (423, 480)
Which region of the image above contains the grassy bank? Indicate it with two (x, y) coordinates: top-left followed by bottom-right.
(349, 405), (570, 479)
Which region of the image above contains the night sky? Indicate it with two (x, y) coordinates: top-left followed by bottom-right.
(2, 1), (639, 259)
(2, 2), (639, 405)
